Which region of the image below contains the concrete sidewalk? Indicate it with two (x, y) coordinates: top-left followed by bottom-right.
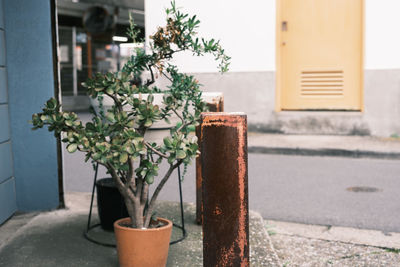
(0, 192), (280, 267)
(266, 220), (400, 266)
(1, 193), (400, 266)
(248, 133), (400, 159)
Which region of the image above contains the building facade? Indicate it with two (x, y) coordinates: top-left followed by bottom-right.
(0, 0), (60, 224)
(146, 0), (400, 137)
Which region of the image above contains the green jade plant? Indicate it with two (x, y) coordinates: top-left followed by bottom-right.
(31, 2), (230, 229)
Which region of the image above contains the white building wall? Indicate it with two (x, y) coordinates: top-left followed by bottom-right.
(145, 0), (276, 72)
(146, 0), (400, 72)
(145, 0), (400, 136)
(365, 0), (400, 69)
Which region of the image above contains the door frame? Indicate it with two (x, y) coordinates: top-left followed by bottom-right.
(50, 0), (65, 209)
(275, 0), (365, 112)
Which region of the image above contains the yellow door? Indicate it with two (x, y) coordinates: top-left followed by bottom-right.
(277, 0), (363, 110)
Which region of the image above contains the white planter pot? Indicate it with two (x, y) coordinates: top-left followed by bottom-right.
(90, 92), (223, 143)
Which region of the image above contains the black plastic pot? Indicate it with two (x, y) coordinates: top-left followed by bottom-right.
(96, 178), (128, 231)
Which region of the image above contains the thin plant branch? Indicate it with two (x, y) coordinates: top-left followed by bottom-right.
(144, 161), (181, 227)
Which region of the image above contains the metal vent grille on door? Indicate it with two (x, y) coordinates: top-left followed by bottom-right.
(300, 70), (344, 97)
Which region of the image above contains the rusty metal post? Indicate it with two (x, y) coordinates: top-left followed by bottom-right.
(196, 93), (224, 224)
(201, 112), (249, 267)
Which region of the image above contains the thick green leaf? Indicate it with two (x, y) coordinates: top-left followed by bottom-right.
(96, 144), (106, 152)
(46, 98), (57, 110)
(82, 139), (89, 148)
(86, 122), (95, 131)
(146, 174), (154, 184)
(67, 143), (78, 153)
(106, 87), (114, 95)
(119, 152), (128, 163)
(144, 119), (152, 127)
(163, 137), (172, 147)
(168, 156), (175, 164)
(120, 164), (129, 171)
(125, 145), (134, 154)
(106, 112), (116, 122)
(147, 94), (154, 103)
(176, 150), (186, 159)
(84, 153), (91, 162)
(92, 153), (101, 160)
(40, 115), (48, 121)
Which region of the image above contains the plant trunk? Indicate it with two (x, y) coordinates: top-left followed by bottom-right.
(109, 165), (142, 228)
(133, 197), (144, 228)
(143, 162), (180, 227)
(122, 196), (137, 228)
(109, 162), (181, 229)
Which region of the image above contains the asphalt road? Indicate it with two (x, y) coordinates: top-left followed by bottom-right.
(63, 144), (400, 233)
(248, 154), (400, 233)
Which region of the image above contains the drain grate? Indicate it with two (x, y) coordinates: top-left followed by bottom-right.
(346, 186), (381, 193)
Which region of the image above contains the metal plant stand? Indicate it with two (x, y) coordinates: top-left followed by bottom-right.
(83, 163), (187, 247)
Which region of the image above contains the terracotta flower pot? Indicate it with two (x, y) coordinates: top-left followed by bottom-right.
(114, 217), (173, 267)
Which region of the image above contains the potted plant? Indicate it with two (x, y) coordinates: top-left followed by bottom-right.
(31, 1), (230, 266)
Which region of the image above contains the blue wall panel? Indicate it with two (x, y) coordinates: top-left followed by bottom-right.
(0, 0), (3, 30)
(0, 30), (4, 67)
(0, 68), (7, 104)
(0, 141), (12, 184)
(0, 0), (15, 224)
(0, 104), (9, 142)
(0, 177), (17, 224)
(4, 0), (59, 211)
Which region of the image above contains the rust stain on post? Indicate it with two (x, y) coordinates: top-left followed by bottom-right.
(196, 97), (224, 224)
(201, 112), (249, 267)
(195, 124), (203, 224)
